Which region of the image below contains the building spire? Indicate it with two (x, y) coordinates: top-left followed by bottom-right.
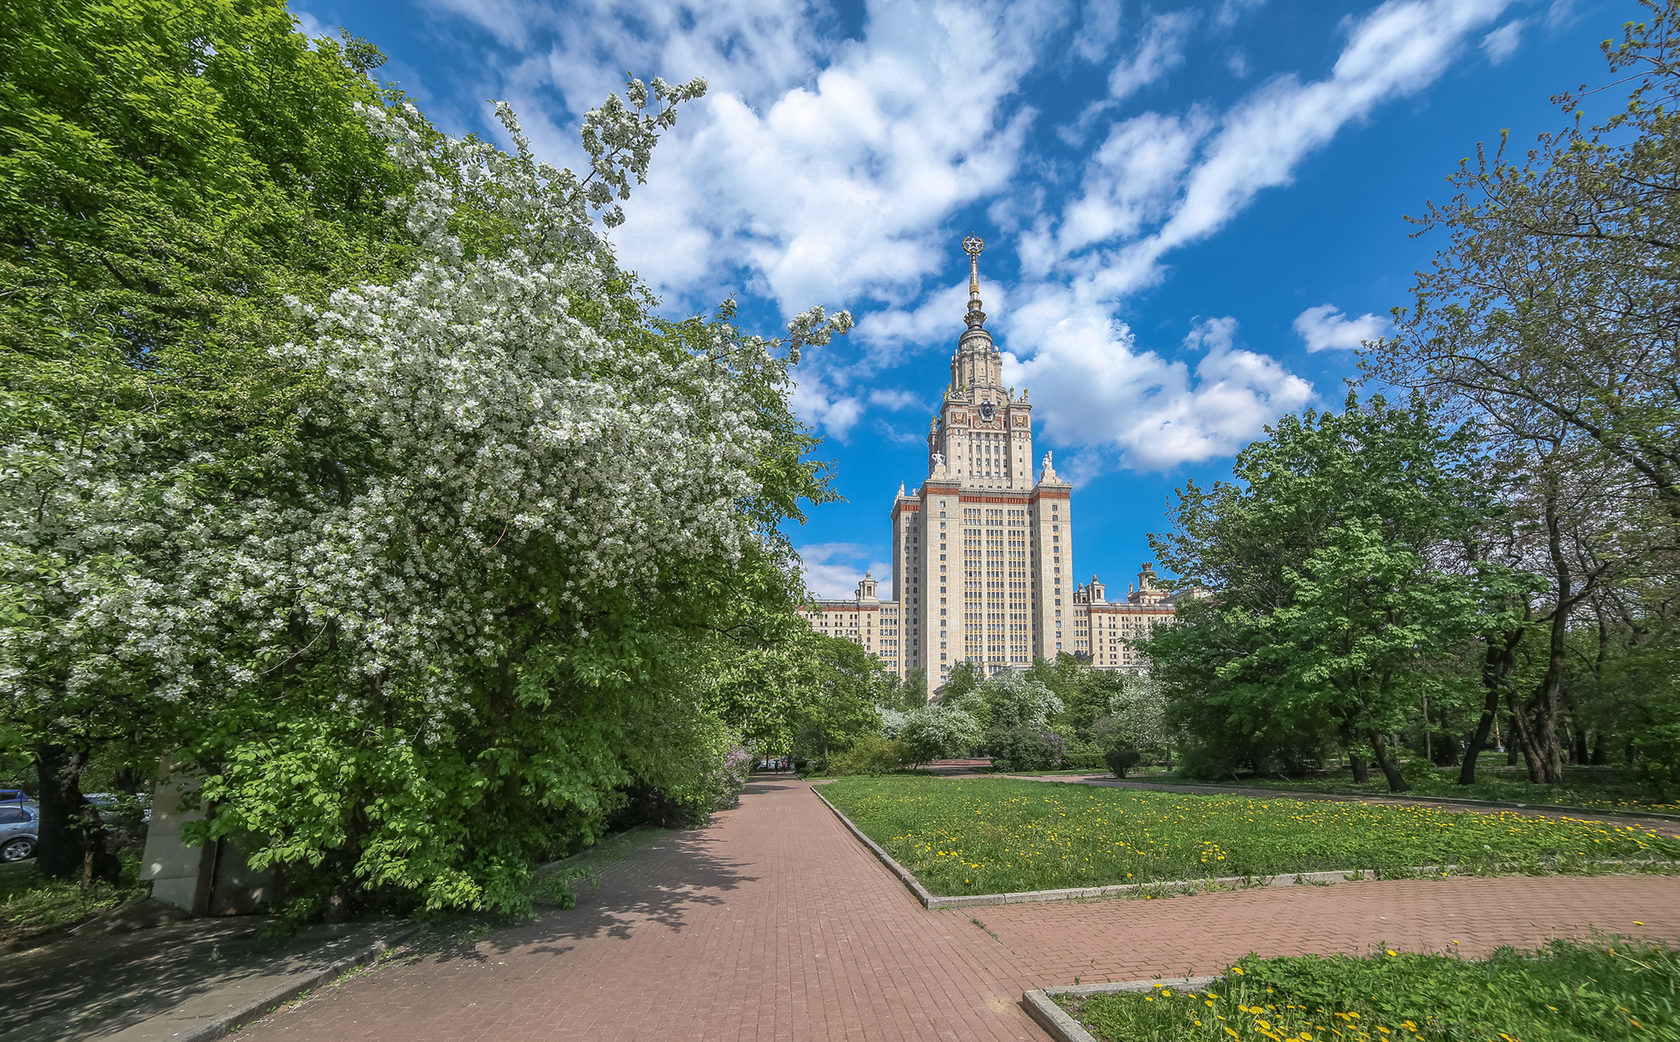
(961, 235), (986, 329)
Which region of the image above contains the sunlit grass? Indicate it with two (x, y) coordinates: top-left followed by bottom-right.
(0, 857), (147, 946)
(1211, 766), (1680, 816)
(1063, 939), (1679, 1042)
(820, 776), (1680, 896)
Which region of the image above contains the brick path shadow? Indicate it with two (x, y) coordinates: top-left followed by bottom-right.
(0, 917), (384, 1042)
(397, 819), (761, 968)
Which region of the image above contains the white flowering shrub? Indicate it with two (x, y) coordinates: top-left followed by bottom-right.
(6, 69), (846, 911)
(896, 703), (981, 765)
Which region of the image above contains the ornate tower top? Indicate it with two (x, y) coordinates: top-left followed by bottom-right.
(962, 235), (986, 330)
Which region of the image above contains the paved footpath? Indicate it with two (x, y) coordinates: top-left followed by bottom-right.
(236, 777), (1680, 1041)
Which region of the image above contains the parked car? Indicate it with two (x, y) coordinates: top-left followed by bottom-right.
(83, 792), (152, 824)
(0, 803), (38, 862)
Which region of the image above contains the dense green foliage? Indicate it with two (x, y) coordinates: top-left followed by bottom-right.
(1, 0), (852, 918)
(1, 0), (426, 882)
(819, 776), (1680, 896)
(1357, 2), (1680, 788)
(1150, 394), (1532, 791)
(1066, 939), (1680, 1042)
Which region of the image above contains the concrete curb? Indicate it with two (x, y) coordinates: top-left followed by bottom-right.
(1024, 977), (1222, 1042)
(810, 787), (937, 909)
(812, 785), (1679, 910)
(170, 923), (419, 1042)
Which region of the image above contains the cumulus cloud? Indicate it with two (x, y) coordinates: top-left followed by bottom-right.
(1050, 110), (1208, 261)
(292, 7), (331, 41)
(868, 388), (924, 411)
(1107, 12), (1196, 102)
(798, 542), (894, 599)
(1071, 2), (1124, 64)
(1001, 300), (1314, 473)
(417, 0), (1516, 457)
(1216, 0), (1270, 28)
(1294, 304), (1389, 353)
(1024, 0), (1517, 299)
(600, 1), (1060, 315)
(1481, 20), (1525, 64)
(790, 373), (866, 443)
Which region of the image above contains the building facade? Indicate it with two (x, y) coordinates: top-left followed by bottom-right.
(798, 237), (1177, 696)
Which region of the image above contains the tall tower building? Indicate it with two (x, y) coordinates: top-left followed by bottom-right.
(800, 238), (1175, 697)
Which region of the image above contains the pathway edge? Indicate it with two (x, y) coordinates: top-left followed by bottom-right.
(1025, 976), (1223, 1042)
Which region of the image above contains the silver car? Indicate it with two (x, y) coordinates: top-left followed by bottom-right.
(0, 803), (38, 862)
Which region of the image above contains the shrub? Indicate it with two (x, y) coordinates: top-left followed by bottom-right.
(1104, 747), (1142, 778)
(830, 737), (907, 776)
(1062, 743), (1108, 772)
(989, 725), (1066, 772)
(897, 704), (981, 765)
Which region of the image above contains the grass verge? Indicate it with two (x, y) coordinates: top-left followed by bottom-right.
(1059, 938), (1678, 1042)
(0, 857), (148, 947)
(818, 776), (1680, 896)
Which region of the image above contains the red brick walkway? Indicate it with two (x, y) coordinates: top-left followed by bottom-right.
(235, 777), (1680, 1041)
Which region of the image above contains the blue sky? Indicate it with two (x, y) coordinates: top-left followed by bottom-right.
(299, 0), (1625, 598)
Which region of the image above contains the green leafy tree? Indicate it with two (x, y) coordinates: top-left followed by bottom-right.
(791, 634), (885, 769)
(0, 0), (420, 882)
(3, 0), (849, 914)
(1366, 2), (1680, 782)
(1150, 394), (1533, 791)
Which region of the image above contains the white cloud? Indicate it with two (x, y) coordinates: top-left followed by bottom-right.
(873, 419), (927, 445)
(1150, 0), (1512, 261)
(1052, 110), (1207, 259)
(857, 276), (1008, 364)
(1001, 300), (1314, 472)
(797, 543), (894, 599)
(1216, 0), (1270, 28)
(1481, 20), (1525, 64)
(868, 388), (924, 411)
(1294, 304), (1389, 352)
(425, 0), (540, 51)
(292, 8), (331, 42)
(1107, 12), (1196, 102)
(790, 372), (865, 443)
(1026, 0), (1516, 301)
(1071, 2), (1123, 64)
(596, 1), (1060, 317)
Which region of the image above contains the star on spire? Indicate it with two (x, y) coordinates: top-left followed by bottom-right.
(962, 235), (986, 329)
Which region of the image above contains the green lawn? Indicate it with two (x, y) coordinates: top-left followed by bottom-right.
(1061, 939), (1678, 1042)
(1196, 764), (1679, 816)
(0, 857), (148, 946)
(818, 776), (1680, 896)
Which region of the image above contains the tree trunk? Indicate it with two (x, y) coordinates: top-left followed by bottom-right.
(1590, 731), (1608, 766)
(1504, 687), (1550, 782)
(1368, 731), (1409, 792)
(1460, 685), (1499, 786)
(1462, 627), (1522, 784)
(1348, 753), (1369, 783)
(33, 742), (117, 884)
(1520, 476), (1573, 784)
